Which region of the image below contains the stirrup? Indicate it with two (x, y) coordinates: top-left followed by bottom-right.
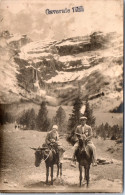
(71, 159), (76, 167)
(92, 162), (97, 166)
(70, 161), (76, 168)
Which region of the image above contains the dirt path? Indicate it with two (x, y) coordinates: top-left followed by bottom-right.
(0, 124), (123, 193)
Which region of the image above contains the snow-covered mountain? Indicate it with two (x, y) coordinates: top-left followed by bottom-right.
(0, 31), (123, 111)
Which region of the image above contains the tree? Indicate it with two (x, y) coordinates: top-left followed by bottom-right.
(28, 108), (36, 130)
(67, 96), (83, 145)
(19, 110), (27, 128)
(19, 109), (31, 129)
(25, 109), (31, 128)
(68, 96), (83, 132)
(104, 122), (111, 138)
(0, 108), (14, 125)
(100, 123), (106, 140)
(36, 101), (50, 131)
(84, 99), (96, 127)
(111, 125), (119, 140)
(53, 106), (66, 132)
(118, 127), (123, 139)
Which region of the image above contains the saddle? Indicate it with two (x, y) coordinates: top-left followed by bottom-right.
(43, 142), (59, 157)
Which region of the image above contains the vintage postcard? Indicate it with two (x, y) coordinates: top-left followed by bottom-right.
(0, 0), (123, 193)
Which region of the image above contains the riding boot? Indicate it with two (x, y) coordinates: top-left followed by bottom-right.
(92, 146), (97, 166)
(87, 143), (97, 166)
(70, 153), (77, 168)
(58, 147), (65, 164)
(58, 152), (61, 165)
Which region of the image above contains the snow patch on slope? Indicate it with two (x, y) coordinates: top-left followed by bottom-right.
(7, 34), (22, 44)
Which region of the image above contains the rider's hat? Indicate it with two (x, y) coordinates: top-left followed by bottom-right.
(80, 116), (87, 120)
(52, 125), (58, 130)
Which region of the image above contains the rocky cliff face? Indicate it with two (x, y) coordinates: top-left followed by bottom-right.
(0, 31), (32, 104)
(0, 31), (123, 111)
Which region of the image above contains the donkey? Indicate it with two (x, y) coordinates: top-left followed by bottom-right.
(75, 137), (93, 187)
(31, 146), (64, 185)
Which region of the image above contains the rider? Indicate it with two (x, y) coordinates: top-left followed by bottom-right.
(71, 116), (97, 167)
(45, 125), (65, 164)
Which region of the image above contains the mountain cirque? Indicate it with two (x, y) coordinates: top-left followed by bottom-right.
(0, 31), (123, 111)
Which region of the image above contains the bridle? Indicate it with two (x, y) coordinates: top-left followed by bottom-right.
(78, 137), (86, 152)
(42, 149), (52, 162)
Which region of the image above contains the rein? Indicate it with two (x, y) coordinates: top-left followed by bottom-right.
(42, 149), (52, 162)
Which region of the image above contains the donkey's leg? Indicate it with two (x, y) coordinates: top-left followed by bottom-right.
(84, 166), (89, 187)
(57, 164), (59, 178)
(79, 164), (82, 187)
(46, 165), (49, 184)
(51, 165), (54, 185)
(60, 163), (62, 178)
(86, 167), (90, 187)
(85, 167), (87, 184)
(82, 167), (86, 184)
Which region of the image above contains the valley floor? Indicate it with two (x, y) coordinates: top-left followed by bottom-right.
(0, 124), (123, 193)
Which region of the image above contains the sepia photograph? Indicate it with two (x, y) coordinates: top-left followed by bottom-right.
(0, 0), (123, 193)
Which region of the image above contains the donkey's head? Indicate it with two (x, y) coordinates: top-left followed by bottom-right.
(35, 148), (44, 167)
(78, 135), (86, 150)
(31, 147), (44, 167)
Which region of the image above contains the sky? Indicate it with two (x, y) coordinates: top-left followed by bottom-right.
(0, 0), (123, 41)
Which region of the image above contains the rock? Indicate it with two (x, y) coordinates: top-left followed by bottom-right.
(97, 158), (106, 163)
(101, 161), (110, 165)
(1, 30), (122, 110)
(3, 179), (8, 183)
(110, 159), (114, 163)
(97, 157), (114, 165)
(108, 178), (114, 182)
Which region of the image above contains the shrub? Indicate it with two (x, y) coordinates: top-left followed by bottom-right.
(95, 122), (123, 140)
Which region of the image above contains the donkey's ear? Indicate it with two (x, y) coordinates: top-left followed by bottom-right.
(40, 147), (48, 150)
(30, 147), (37, 151)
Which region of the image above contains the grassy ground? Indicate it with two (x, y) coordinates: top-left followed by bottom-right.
(0, 124), (123, 193)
